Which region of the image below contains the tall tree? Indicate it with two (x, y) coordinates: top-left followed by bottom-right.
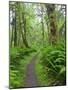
(22, 3), (29, 48)
(14, 7), (17, 46)
(46, 4), (57, 45)
(40, 4), (45, 46)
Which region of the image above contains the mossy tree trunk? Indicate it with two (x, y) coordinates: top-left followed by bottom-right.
(14, 4), (17, 47)
(22, 4), (29, 48)
(41, 4), (45, 46)
(46, 4), (57, 45)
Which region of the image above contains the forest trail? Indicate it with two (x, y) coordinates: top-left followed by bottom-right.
(25, 53), (38, 87)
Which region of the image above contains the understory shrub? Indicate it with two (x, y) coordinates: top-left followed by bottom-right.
(9, 47), (36, 88)
(40, 43), (66, 85)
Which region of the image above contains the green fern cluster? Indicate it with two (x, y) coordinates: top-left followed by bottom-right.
(40, 43), (66, 85)
(10, 47), (36, 88)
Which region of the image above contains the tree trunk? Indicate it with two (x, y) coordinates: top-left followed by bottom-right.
(11, 27), (14, 47)
(10, 8), (14, 47)
(14, 5), (17, 47)
(41, 4), (45, 46)
(46, 4), (57, 45)
(22, 4), (29, 48)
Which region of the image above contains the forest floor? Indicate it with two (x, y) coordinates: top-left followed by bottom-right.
(25, 53), (38, 88)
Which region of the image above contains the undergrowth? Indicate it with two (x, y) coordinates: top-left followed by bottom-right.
(36, 43), (66, 86)
(9, 47), (36, 88)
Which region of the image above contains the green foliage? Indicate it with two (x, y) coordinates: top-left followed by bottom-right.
(10, 47), (36, 88)
(40, 43), (66, 85)
(9, 2), (66, 88)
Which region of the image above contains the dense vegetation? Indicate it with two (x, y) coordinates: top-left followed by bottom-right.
(9, 2), (66, 88)
(36, 42), (66, 86)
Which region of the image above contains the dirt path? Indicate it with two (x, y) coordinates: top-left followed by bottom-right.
(25, 54), (38, 88)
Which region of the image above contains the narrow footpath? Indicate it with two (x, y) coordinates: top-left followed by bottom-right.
(25, 54), (38, 88)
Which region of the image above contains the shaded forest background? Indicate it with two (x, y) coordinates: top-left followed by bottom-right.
(9, 2), (66, 88)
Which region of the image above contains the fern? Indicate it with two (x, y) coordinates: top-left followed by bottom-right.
(40, 43), (66, 85)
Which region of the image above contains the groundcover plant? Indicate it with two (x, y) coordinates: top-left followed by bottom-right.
(9, 1), (66, 89)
